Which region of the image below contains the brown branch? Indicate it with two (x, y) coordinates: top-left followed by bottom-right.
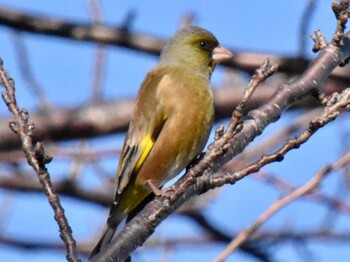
(144, 229), (350, 247)
(1, 78), (347, 152)
(88, 0), (106, 103)
(181, 211), (271, 262)
(0, 2), (348, 260)
(11, 31), (52, 110)
(0, 235), (93, 257)
(0, 7), (165, 55)
(0, 235), (66, 251)
(214, 87), (350, 187)
(230, 108), (322, 166)
(0, 175), (112, 207)
(332, 0), (350, 46)
(214, 150), (350, 261)
(90, 25), (350, 261)
(3, 227), (350, 259)
(0, 100), (133, 151)
(1, 6), (350, 83)
(0, 59), (81, 262)
(298, 0), (318, 57)
(0, 172), (271, 261)
(257, 229), (350, 242)
(254, 170), (350, 214)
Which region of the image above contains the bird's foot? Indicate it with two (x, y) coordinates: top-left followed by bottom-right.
(146, 180), (163, 196)
(146, 180), (175, 200)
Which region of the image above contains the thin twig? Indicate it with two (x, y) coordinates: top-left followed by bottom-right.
(91, 27), (350, 261)
(11, 31), (52, 110)
(254, 170), (350, 214)
(232, 108), (321, 167)
(332, 0), (350, 45)
(88, 0), (106, 103)
(299, 0), (317, 56)
(214, 150), (350, 262)
(0, 58), (81, 262)
(2, 6), (350, 82)
(212, 87), (350, 186)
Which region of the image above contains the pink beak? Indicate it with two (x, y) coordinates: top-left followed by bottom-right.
(212, 45), (233, 63)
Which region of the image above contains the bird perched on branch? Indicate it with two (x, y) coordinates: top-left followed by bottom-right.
(90, 25), (232, 259)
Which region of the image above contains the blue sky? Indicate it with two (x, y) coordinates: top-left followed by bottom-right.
(0, 1), (349, 262)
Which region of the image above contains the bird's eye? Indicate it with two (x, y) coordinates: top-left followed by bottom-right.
(199, 41), (207, 48)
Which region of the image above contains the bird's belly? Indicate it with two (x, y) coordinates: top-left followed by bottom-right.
(135, 106), (212, 189)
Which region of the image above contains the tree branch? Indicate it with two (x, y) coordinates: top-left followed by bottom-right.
(0, 59), (81, 262)
(0, 6), (350, 82)
(90, 25), (350, 262)
(0, 79), (346, 152)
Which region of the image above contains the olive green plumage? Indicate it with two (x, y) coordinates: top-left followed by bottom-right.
(90, 25), (232, 259)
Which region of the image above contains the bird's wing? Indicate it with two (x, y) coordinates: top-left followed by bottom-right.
(116, 67), (169, 194)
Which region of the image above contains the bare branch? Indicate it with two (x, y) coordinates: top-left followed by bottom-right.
(91, 28), (350, 261)
(0, 175), (112, 206)
(88, 0), (107, 103)
(1, 7), (350, 82)
(11, 31), (52, 110)
(0, 59), (81, 262)
(332, 0), (350, 45)
(299, 0), (318, 56)
(214, 151), (350, 262)
(2, 80), (342, 152)
(254, 170), (350, 214)
(0, 7), (165, 55)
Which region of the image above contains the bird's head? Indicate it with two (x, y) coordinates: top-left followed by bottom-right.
(160, 26), (233, 78)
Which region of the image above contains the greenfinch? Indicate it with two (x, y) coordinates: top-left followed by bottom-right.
(90, 25), (232, 259)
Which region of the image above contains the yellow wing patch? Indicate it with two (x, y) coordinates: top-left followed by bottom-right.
(134, 134), (154, 172)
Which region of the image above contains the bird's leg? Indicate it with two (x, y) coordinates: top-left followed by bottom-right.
(145, 180), (163, 196)
(145, 180), (175, 199)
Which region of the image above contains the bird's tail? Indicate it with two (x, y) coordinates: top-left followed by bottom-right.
(89, 201), (126, 260)
(89, 224), (117, 259)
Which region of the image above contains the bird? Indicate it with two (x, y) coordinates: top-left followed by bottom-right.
(89, 25), (232, 259)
